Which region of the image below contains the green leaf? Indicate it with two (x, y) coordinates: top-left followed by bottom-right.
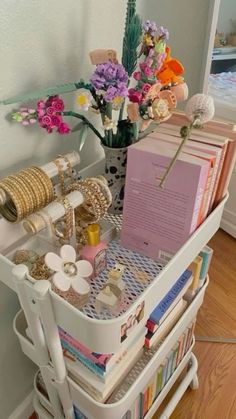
(71, 122), (85, 133)
(122, 14), (142, 77)
(2, 80), (92, 105)
(78, 125), (88, 151)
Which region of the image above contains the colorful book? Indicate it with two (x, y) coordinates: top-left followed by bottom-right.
(147, 376), (156, 410)
(141, 388), (149, 418)
(166, 349), (175, 383)
(121, 137), (211, 261)
(60, 326), (146, 378)
(65, 342), (143, 402)
(149, 270), (192, 324)
(145, 299), (187, 348)
(176, 334), (185, 366)
(184, 256), (203, 301)
(198, 246), (213, 288)
(171, 342), (180, 375)
(155, 364), (164, 397)
(146, 297), (185, 333)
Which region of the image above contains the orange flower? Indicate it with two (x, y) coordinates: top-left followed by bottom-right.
(156, 46), (185, 86)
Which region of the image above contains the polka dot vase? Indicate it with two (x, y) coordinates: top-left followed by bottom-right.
(103, 145), (128, 214)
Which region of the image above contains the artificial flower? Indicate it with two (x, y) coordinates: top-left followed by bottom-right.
(156, 46), (184, 86)
(11, 107), (37, 125)
(142, 20), (157, 36)
(133, 71), (141, 81)
(128, 88), (143, 104)
(36, 95), (71, 134)
(45, 245), (92, 294)
(90, 62), (128, 91)
(185, 94), (215, 125)
(158, 26), (169, 40)
(76, 91), (92, 111)
(57, 122), (71, 134)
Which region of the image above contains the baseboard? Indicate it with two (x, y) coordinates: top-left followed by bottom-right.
(8, 391), (34, 419)
(221, 218), (236, 239)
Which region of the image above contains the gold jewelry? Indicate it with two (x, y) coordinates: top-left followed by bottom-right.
(54, 197), (74, 244)
(53, 158), (65, 195)
(30, 255), (53, 280)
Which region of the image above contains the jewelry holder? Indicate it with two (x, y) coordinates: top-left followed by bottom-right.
(23, 190), (84, 252)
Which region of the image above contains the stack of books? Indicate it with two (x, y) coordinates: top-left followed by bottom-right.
(108, 320), (196, 419)
(145, 269), (192, 348)
(121, 116), (235, 262)
(60, 326), (146, 402)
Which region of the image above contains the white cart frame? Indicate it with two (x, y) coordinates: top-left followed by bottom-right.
(0, 159), (228, 419)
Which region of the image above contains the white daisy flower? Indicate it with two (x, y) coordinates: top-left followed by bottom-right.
(45, 245), (92, 294)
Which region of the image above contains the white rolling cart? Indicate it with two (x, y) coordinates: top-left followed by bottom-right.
(0, 159), (228, 419)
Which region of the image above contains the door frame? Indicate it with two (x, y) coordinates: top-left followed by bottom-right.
(200, 0), (221, 93)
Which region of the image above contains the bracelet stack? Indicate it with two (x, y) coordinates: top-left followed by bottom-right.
(0, 166), (54, 223)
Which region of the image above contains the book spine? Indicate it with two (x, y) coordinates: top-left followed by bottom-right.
(214, 141), (236, 205)
(61, 339), (105, 378)
(190, 162), (209, 233)
(161, 359), (169, 390)
(210, 143), (228, 209)
(176, 335), (184, 366)
(150, 270), (191, 323)
(197, 164), (212, 225)
(142, 388), (149, 418)
(155, 365), (163, 398)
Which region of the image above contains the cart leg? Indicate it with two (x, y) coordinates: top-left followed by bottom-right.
(190, 374), (199, 390)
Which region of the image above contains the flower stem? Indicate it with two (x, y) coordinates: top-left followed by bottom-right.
(159, 119), (196, 188)
(62, 111), (103, 142)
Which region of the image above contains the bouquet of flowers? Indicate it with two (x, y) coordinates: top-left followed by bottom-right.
(7, 2), (188, 150)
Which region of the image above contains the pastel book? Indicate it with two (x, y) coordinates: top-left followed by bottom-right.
(161, 118), (234, 206)
(185, 255), (203, 300)
(149, 269), (192, 325)
(152, 127), (223, 215)
(61, 327), (146, 381)
(64, 332), (144, 402)
(121, 138), (210, 262)
(198, 246), (213, 288)
(148, 130), (218, 220)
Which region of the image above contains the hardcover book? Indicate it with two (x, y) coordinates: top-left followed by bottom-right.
(121, 138), (210, 262)
(145, 299), (187, 348)
(149, 270), (192, 324)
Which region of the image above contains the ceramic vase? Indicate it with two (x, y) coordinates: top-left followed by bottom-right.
(102, 145), (128, 214)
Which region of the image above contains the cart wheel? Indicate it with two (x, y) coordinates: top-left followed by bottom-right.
(190, 374), (199, 390)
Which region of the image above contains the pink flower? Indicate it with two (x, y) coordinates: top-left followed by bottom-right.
(37, 109), (45, 117)
(37, 100), (45, 110)
(42, 115), (52, 126)
(57, 122), (71, 134)
(46, 126), (53, 133)
(143, 66), (153, 77)
(46, 106), (55, 115)
(140, 62), (147, 72)
(133, 71), (141, 81)
(22, 120), (30, 126)
(51, 115), (62, 127)
(142, 83), (151, 93)
(128, 88), (142, 104)
(52, 98), (64, 111)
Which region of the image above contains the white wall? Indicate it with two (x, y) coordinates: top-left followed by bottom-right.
(0, 1), (144, 416)
(142, 0), (212, 98)
(217, 0), (236, 35)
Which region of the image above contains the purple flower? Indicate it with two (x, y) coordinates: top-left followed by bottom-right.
(104, 86), (118, 102)
(90, 62), (128, 92)
(159, 26), (169, 40)
(142, 20), (157, 36)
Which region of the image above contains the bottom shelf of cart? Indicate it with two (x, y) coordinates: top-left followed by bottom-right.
(144, 352), (198, 419)
(68, 339), (195, 419)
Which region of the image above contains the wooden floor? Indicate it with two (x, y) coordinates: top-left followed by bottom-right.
(153, 229), (236, 419)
